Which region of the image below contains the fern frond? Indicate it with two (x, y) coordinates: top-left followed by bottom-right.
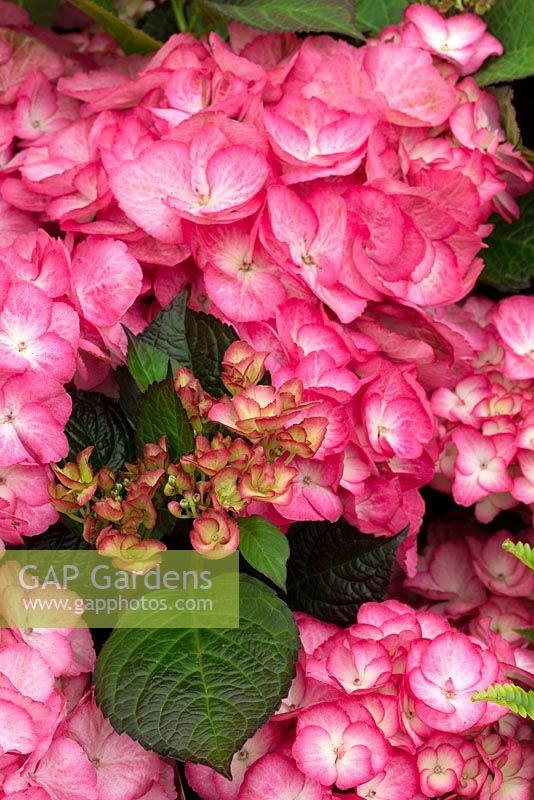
(473, 682), (534, 720)
(502, 539), (534, 573)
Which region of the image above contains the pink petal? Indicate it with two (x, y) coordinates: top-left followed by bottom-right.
(71, 238), (142, 328)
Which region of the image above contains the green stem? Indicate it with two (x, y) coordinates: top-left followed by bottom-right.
(171, 0), (188, 32)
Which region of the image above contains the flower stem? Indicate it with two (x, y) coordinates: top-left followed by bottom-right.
(171, 0), (188, 32)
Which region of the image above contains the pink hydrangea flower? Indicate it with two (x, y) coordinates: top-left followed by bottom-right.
(402, 5), (502, 75)
(293, 702), (390, 789)
(417, 737), (464, 796)
(452, 427), (514, 506)
(239, 753), (325, 800)
(493, 296), (534, 379)
(404, 539), (487, 618)
(0, 373), (71, 466)
(359, 365), (435, 460)
(406, 630), (502, 732)
(67, 699), (162, 800)
(0, 464), (58, 543)
(0, 281), (78, 382)
(467, 531), (534, 597)
(110, 118), (269, 230)
(325, 636), (392, 694)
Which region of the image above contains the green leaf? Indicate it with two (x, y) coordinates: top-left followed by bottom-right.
(479, 194), (534, 292)
(65, 392), (135, 472)
(126, 329), (173, 392)
(355, 0), (409, 34)
(184, 310), (237, 396)
(67, 0), (162, 54)
(502, 538), (534, 572)
(286, 519), (408, 624)
(87, 0), (116, 11)
(238, 516), (289, 590)
(127, 290), (237, 397)
(476, 0), (534, 85)
(199, 0), (363, 37)
(473, 682), (534, 720)
(137, 290), (190, 365)
(94, 575), (300, 775)
(136, 370), (194, 461)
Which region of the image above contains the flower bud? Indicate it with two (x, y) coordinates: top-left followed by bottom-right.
(190, 510), (239, 560)
(96, 531), (166, 574)
(221, 341), (268, 395)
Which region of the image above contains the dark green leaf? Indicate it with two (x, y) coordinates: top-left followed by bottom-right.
(115, 365), (143, 426)
(479, 194), (534, 292)
(10, 0), (60, 25)
(238, 516), (289, 590)
(139, 2), (179, 39)
(94, 575), (300, 775)
(199, 0), (363, 37)
(87, 0), (116, 11)
(13, 525), (92, 551)
(128, 291), (237, 397)
(286, 519), (408, 625)
(67, 0), (162, 54)
(355, 0), (409, 34)
(136, 370), (194, 461)
(65, 392), (135, 472)
(138, 290), (190, 365)
(185, 310), (237, 396)
(476, 0), (534, 85)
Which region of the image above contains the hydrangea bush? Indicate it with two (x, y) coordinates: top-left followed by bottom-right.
(0, 0), (533, 798)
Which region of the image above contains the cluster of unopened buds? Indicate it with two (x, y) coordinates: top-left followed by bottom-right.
(50, 341), (328, 560)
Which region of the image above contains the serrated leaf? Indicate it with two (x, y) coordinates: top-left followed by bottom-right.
(136, 370), (194, 461)
(185, 310), (237, 396)
(355, 0), (409, 34)
(65, 392), (135, 472)
(199, 0), (363, 37)
(502, 538), (534, 572)
(94, 575), (300, 774)
(238, 516), (289, 590)
(126, 329), (171, 392)
(67, 0), (162, 54)
(138, 290), (190, 364)
(473, 682), (534, 720)
(286, 519), (408, 625)
(127, 291), (237, 397)
(479, 194), (534, 292)
(476, 0), (534, 85)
